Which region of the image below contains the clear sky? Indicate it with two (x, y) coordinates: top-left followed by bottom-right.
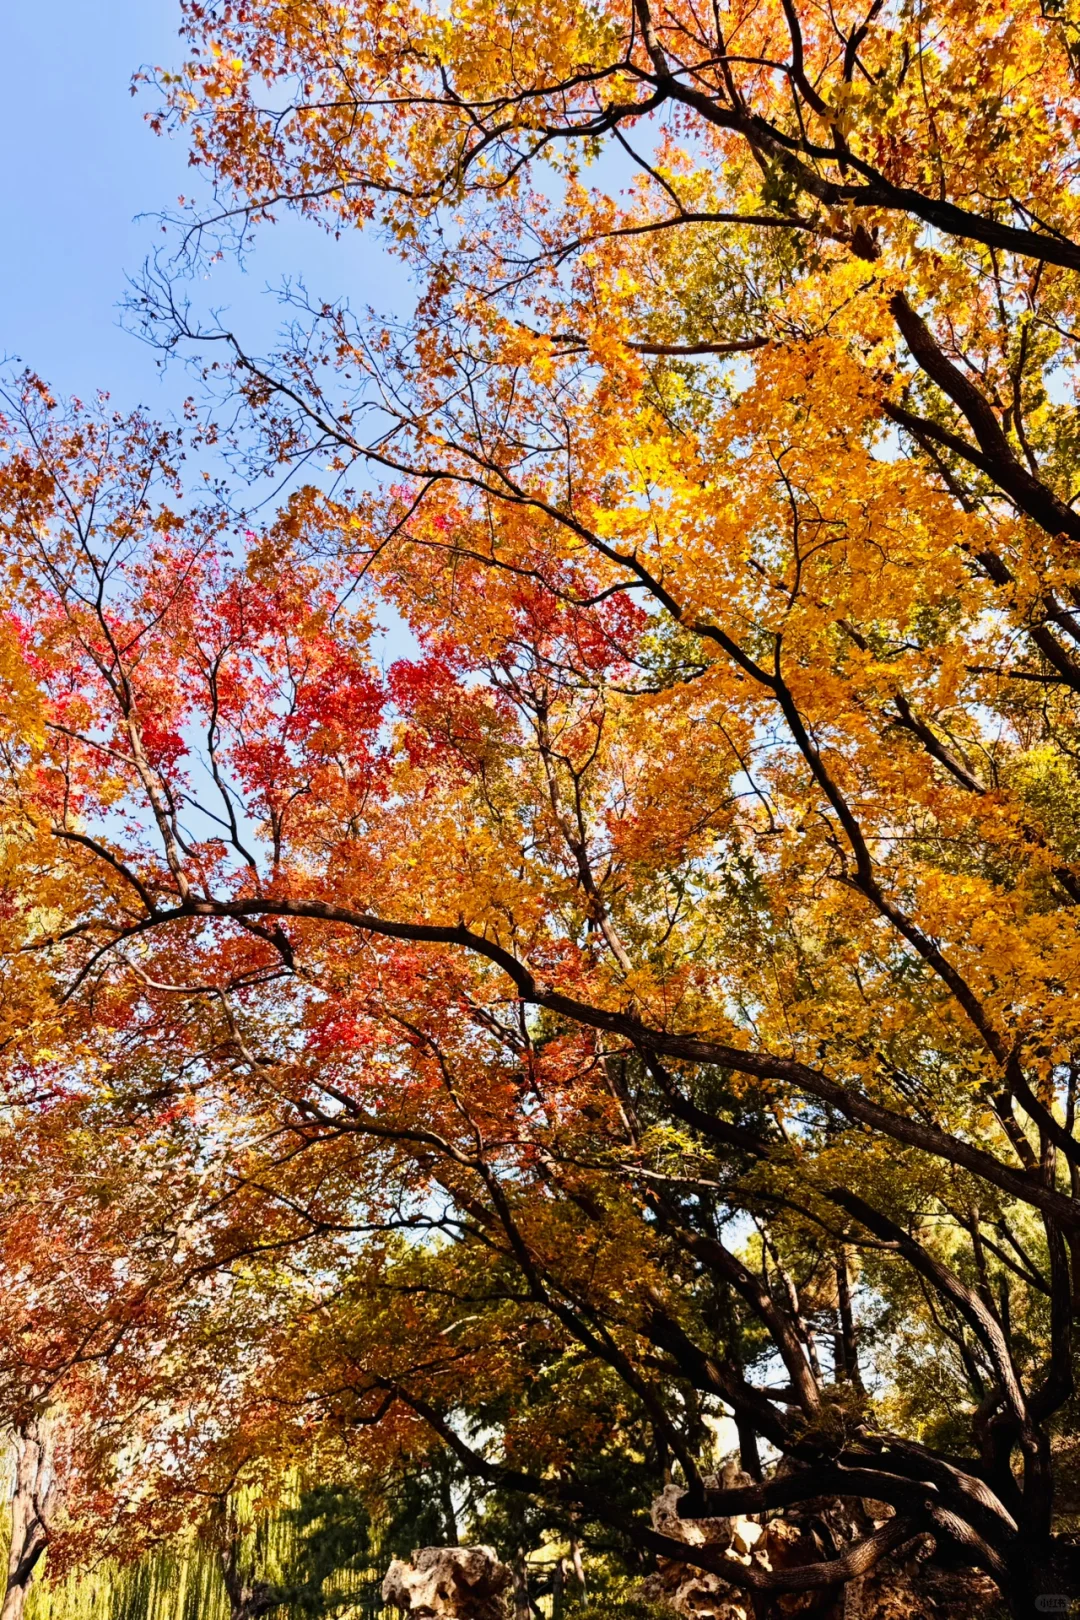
(0, 0), (393, 413)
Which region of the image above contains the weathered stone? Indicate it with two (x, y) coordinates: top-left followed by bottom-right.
(652, 1482), (734, 1552)
(381, 1546), (513, 1620)
(729, 1517), (763, 1557)
(639, 1470), (996, 1620)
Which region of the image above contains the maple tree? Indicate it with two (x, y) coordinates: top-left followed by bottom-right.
(0, 619), (282, 1618)
(5, 0), (1080, 1613)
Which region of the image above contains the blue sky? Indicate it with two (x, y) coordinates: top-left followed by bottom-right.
(0, 0), (394, 413)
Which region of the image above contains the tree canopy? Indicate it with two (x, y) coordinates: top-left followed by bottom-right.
(4, 0), (1080, 1614)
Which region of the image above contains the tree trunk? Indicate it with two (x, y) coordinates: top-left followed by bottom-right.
(219, 1536), (283, 1620)
(836, 1250), (864, 1396)
(1, 1421), (54, 1620)
(569, 1534), (585, 1597)
(737, 1415), (763, 1481)
(1009, 1536), (1080, 1620)
(512, 1547), (530, 1620)
(438, 1466), (459, 1545)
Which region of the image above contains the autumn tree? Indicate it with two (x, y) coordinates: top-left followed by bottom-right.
(0, 610), (275, 1620)
(6, 0), (1080, 1611)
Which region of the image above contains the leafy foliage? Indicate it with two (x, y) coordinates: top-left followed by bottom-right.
(6, 0), (1080, 1616)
